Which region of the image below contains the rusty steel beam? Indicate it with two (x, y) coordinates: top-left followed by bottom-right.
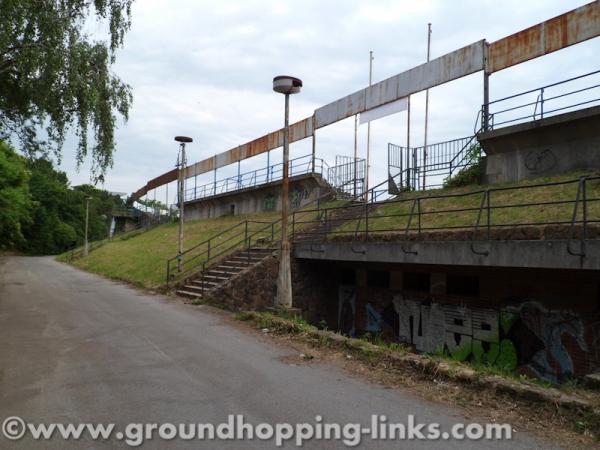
(130, 2), (600, 202)
(488, 1), (600, 73)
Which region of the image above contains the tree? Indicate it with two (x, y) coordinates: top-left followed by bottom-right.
(20, 158), (124, 254)
(0, 140), (31, 249)
(0, 0), (133, 182)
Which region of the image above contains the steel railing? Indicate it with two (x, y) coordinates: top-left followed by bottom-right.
(165, 189), (352, 287)
(388, 135), (480, 191)
(183, 154), (330, 202)
(292, 175), (600, 257)
(482, 69), (600, 131)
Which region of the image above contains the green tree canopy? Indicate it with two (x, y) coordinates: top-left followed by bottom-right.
(0, 0), (133, 182)
(0, 140), (31, 249)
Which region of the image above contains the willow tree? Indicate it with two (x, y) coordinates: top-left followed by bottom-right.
(0, 0), (134, 182)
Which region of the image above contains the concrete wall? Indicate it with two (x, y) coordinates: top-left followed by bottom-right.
(294, 259), (600, 383)
(478, 106), (600, 184)
(184, 173), (333, 220)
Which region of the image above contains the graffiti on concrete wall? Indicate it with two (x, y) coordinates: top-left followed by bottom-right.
(365, 302), (397, 338)
(263, 194), (276, 211)
(392, 296), (590, 382)
(338, 285), (356, 336)
(290, 187), (310, 210)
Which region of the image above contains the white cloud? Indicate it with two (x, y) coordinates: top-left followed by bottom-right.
(56, 0), (599, 197)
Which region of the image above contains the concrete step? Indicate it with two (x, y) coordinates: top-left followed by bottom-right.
(190, 279), (220, 287)
(181, 284), (206, 294)
(202, 273), (231, 280)
(176, 289), (203, 299)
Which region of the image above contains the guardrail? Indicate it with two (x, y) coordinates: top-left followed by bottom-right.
(483, 69), (600, 131)
(388, 135), (479, 191)
(291, 175), (600, 257)
(183, 154), (329, 202)
(165, 190), (350, 287)
(65, 214), (173, 261)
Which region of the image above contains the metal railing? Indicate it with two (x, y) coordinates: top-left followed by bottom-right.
(183, 154), (329, 202)
(388, 135), (479, 191)
(292, 175), (600, 257)
(65, 213), (173, 261)
(165, 190), (350, 287)
(483, 69), (600, 131)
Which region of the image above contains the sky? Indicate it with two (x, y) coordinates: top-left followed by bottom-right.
(57, 0), (600, 203)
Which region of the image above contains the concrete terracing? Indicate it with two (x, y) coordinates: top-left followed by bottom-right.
(479, 106), (600, 184)
(184, 172), (335, 220)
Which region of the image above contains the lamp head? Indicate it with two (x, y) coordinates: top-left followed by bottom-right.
(273, 76), (302, 95)
(174, 136), (193, 143)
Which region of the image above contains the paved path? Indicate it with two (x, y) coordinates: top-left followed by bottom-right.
(0, 256), (557, 449)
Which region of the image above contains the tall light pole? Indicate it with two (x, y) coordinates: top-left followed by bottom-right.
(273, 75), (302, 309)
(422, 23), (432, 190)
(175, 135), (193, 271)
(365, 50), (374, 201)
(84, 196), (92, 256)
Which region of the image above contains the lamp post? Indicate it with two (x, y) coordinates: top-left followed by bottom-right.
(273, 75), (302, 309)
(84, 196), (92, 256)
(175, 135), (193, 271)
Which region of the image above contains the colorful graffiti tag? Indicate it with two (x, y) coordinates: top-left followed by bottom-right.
(392, 296), (590, 383)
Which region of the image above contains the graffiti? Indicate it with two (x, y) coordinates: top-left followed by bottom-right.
(392, 296), (591, 382)
(524, 148), (557, 173)
(365, 302), (397, 337)
(263, 194), (276, 211)
(504, 301), (588, 383)
(290, 187), (310, 210)
(338, 285), (356, 336)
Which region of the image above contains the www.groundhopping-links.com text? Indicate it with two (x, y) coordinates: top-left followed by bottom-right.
(2, 414), (513, 447)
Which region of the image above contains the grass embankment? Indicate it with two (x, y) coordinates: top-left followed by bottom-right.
(59, 200), (344, 289)
(59, 211), (279, 288)
(335, 171), (600, 237)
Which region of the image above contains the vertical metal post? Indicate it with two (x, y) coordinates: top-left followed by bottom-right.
(84, 197), (90, 256)
(365, 50), (374, 201)
(276, 93), (292, 308)
(583, 178), (588, 243)
(266, 150), (270, 183)
(482, 41), (490, 132)
(483, 71), (490, 131)
(166, 183), (169, 217)
(353, 114), (358, 198)
(364, 202), (369, 240)
(486, 190), (491, 240)
(406, 96), (411, 190)
(422, 24), (432, 190)
(237, 160), (241, 188)
(178, 143), (186, 270)
(417, 197), (421, 236)
(213, 167), (217, 195)
(244, 221), (248, 247)
(311, 115), (316, 173)
(540, 88), (545, 119)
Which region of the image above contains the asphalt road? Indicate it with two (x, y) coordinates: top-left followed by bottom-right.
(0, 256), (558, 449)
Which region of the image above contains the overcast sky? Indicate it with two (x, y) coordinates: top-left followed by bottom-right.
(58, 0), (599, 202)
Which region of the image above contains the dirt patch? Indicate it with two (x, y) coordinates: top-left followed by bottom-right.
(228, 310), (600, 449)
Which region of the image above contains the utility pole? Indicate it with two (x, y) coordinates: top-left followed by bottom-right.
(353, 114), (358, 198)
(365, 50), (374, 202)
(84, 196), (92, 256)
(273, 75), (302, 310)
(422, 23), (432, 190)
(174, 136), (193, 271)
(406, 96), (411, 190)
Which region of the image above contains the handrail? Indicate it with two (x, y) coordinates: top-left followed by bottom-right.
(293, 175), (600, 253)
(166, 187), (341, 286)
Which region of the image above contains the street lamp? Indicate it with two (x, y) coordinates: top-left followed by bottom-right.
(84, 196), (92, 256)
(273, 75), (302, 309)
(175, 135), (193, 271)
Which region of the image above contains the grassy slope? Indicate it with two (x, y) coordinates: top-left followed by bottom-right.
(61, 200), (344, 289)
(335, 171), (600, 236)
(64, 212), (280, 289)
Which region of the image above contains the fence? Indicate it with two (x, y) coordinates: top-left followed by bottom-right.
(388, 135), (479, 191)
(483, 69), (600, 131)
(291, 175), (600, 256)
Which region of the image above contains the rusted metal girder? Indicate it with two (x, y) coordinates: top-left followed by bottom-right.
(130, 1), (600, 202)
(488, 1), (600, 73)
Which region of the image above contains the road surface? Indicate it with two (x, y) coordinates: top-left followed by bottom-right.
(0, 256), (557, 449)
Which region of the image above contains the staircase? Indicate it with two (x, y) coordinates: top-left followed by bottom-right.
(175, 246), (274, 300)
